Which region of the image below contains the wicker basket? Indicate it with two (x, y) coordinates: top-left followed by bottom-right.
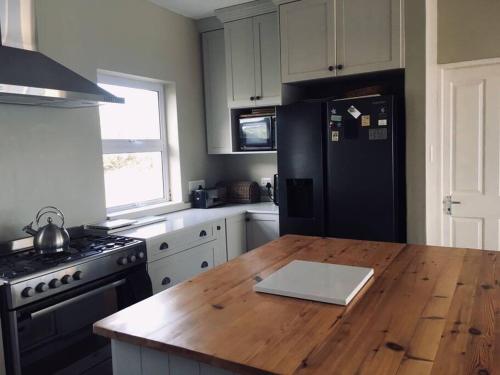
(216, 181), (261, 204)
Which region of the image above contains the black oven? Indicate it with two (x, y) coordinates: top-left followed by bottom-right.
(238, 115), (276, 151)
(1, 264), (152, 375)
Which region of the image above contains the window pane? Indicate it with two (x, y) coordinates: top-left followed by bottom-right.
(98, 83), (161, 140)
(103, 152), (164, 208)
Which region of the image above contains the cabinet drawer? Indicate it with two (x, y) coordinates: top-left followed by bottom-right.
(148, 241), (215, 294)
(148, 222), (216, 262)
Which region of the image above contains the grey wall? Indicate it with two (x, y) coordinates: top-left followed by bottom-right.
(213, 154), (277, 184)
(405, 0), (426, 244)
(438, 0), (500, 63)
(0, 0), (216, 241)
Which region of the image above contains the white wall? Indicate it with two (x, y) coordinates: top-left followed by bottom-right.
(0, 0), (217, 241)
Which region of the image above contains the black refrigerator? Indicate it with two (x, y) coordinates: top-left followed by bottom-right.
(277, 95), (406, 243)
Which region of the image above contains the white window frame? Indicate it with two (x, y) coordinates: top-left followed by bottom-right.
(98, 73), (170, 213)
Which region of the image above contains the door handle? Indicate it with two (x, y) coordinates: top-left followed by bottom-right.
(443, 195), (461, 215)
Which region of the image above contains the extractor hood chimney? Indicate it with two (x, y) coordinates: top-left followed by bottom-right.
(0, 0), (124, 108)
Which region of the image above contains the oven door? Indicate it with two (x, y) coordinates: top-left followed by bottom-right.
(239, 117), (274, 151)
(3, 265), (151, 375)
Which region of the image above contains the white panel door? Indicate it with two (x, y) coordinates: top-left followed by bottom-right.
(225, 214), (247, 260)
(202, 30), (232, 154)
(253, 12), (281, 106)
(225, 18), (257, 108)
(279, 0), (336, 83)
(246, 214), (279, 251)
(442, 62), (500, 250)
(336, 0), (403, 76)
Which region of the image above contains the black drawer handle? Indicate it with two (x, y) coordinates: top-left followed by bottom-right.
(217, 225), (221, 231)
(201, 261), (209, 269)
(159, 242), (169, 250)
(255, 96), (261, 100)
(161, 277), (171, 285)
(199, 230), (207, 237)
(336, 64), (344, 70)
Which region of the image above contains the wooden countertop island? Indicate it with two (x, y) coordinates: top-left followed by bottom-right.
(94, 235), (500, 375)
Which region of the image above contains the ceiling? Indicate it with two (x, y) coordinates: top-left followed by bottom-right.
(149, 0), (255, 19)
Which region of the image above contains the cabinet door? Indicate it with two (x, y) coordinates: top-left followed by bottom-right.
(225, 18), (257, 108)
(148, 242), (215, 294)
(202, 30), (232, 154)
(225, 214), (247, 260)
(253, 12), (281, 106)
(336, 0), (403, 76)
(213, 220), (228, 266)
(280, 0), (336, 83)
(246, 214), (280, 251)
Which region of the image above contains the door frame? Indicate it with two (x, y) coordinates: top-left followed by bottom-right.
(425, 0), (500, 245)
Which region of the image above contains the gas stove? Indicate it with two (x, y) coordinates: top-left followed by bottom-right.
(0, 232), (147, 309)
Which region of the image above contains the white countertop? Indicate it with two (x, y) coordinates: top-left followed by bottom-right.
(119, 202), (279, 240)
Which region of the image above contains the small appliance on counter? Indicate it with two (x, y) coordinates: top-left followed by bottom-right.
(216, 181), (260, 204)
(238, 108), (276, 151)
(192, 186), (226, 209)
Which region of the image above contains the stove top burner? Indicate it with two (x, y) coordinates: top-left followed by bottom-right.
(0, 235), (137, 280)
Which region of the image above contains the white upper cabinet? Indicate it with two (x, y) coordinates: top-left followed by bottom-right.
(336, 0), (403, 76)
(202, 29), (232, 154)
(279, 0), (404, 83)
(225, 13), (281, 108)
(225, 18), (257, 108)
(280, 0), (336, 83)
(253, 13), (281, 106)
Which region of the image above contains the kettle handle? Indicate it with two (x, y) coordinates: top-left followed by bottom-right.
(35, 206), (65, 227)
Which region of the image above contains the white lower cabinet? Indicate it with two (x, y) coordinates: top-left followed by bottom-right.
(225, 214), (247, 260)
(148, 241), (216, 294)
(145, 213), (279, 294)
(246, 213), (280, 251)
(147, 220), (226, 294)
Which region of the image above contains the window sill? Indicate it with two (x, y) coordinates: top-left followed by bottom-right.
(107, 201), (191, 220)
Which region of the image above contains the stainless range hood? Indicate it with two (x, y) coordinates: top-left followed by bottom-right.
(0, 0), (124, 108)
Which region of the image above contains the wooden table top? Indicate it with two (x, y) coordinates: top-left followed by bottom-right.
(94, 235), (500, 375)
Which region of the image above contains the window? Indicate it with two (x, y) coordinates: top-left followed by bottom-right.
(98, 73), (169, 212)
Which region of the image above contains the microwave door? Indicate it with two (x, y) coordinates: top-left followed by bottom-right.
(240, 117), (273, 150)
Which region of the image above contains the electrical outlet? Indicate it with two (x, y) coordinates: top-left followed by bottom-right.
(261, 177), (272, 187)
(188, 180), (206, 193)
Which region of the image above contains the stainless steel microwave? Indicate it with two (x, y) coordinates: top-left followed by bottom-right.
(238, 115), (276, 151)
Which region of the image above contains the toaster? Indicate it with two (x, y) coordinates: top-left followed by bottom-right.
(192, 187), (225, 209)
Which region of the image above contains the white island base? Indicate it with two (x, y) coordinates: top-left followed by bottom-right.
(111, 340), (238, 375)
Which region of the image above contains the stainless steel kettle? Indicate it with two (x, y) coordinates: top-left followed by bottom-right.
(23, 206), (70, 253)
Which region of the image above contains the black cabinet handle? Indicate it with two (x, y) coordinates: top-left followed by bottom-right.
(250, 96), (255, 101)
(199, 230), (207, 237)
(245, 218), (250, 222)
(255, 96), (261, 100)
(201, 261), (209, 269)
(336, 64), (344, 70)
(159, 242), (169, 250)
(328, 65), (335, 71)
(161, 277), (171, 285)
(217, 225), (221, 231)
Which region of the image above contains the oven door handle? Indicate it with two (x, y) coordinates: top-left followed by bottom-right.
(30, 279), (127, 320)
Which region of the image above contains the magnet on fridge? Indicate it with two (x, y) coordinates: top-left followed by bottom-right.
(378, 119), (388, 126)
(361, 115), (371, 127)
(331, 115), (342, 122)
(347, 106), (362, 119)
(331, 131), (340, 142)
